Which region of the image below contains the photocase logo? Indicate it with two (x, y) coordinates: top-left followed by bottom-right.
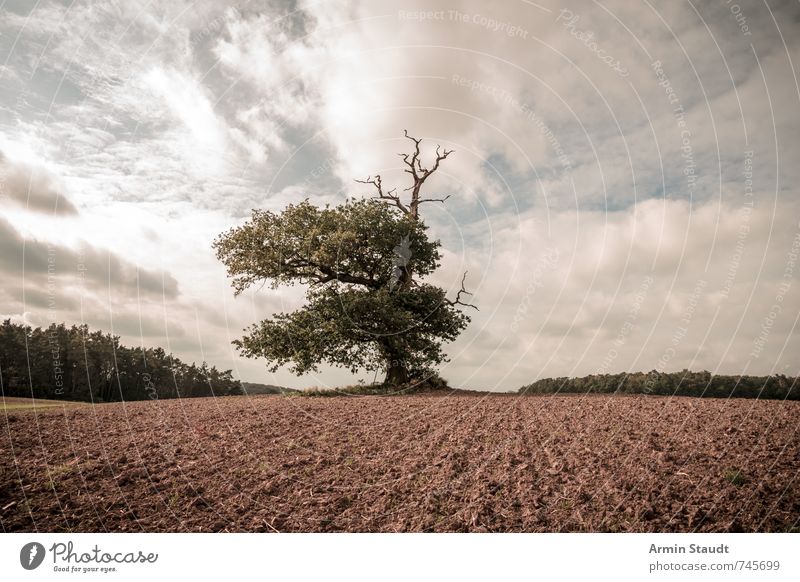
(20, 542), (46, 570)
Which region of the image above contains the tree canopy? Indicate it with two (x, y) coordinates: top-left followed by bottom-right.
(214, 198), (440, 294)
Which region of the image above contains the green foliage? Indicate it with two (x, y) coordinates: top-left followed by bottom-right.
(236, 283), (468, 377)
(214, 199), (439, 294)
(518, 370), (797, 400)
(0, 320), (242, 402)
(724, 469), (746, 486)
(214, 198), (471, 384)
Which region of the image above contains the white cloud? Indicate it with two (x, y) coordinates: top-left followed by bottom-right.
(142, 66), (233, 176)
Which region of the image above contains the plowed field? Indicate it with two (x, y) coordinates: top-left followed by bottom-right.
(1, 394), (797, 532)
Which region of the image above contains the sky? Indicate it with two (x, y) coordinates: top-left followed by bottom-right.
(0, 0), (798, 391)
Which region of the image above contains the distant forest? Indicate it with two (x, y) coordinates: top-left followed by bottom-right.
(518, 370), (798, 400)
(0, 320), (242, 402)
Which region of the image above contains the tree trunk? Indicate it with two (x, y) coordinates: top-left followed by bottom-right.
(384, 358), (409, 385)
(382, 342), (409, 385)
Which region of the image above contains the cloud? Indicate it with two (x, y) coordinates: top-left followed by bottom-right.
(439, 195), (800, 389)
(0, 216), (179, 301)
(0, 153), (78, 215)
(142, 66), (234, 176)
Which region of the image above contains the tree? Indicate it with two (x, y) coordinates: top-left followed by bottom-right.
(214, 132), (476, 385)
(0, 319), (242, 402)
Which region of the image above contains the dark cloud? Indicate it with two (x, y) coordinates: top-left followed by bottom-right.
(81, 308), (187, 341)
(0, 153), (79, 216)
(1, 284), (81, 312)
(0, 217), (179, 299)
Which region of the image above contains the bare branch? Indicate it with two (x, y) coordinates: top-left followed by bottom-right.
(398, 153), (417, 179)
(401, 131), (455, 218)
(446, 272), (478, 310)
(354, 174), (383, 194)
(355, 174), (409, 214)
(417, 194), (451, 205)
(358, 132), (455, 220)
(429, 145), (454, 175)
(403, 129), (422, 178)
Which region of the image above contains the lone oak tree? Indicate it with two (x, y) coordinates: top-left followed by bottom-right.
(214, 132), (476, 385)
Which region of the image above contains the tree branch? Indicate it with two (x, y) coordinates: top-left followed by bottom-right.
(446, 272), (478, 310)
(402, 129), (422, 179)
(355, 174), (409, 214)
(282, 256), (380, 290)
(313, 270), (379, 289)
(357, 131), (455, 220)
(417, 194), (451, 205)
(428, 145), (454, 176)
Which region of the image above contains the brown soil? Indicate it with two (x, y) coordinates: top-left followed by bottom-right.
(1, 393), (797, 532)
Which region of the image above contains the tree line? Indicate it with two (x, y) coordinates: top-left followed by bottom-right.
(0, 320), (242, 402)
(518, 370), (797, 400)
